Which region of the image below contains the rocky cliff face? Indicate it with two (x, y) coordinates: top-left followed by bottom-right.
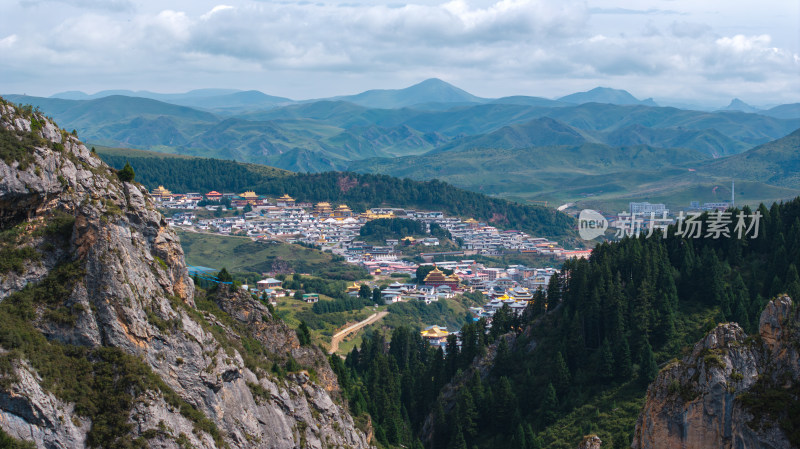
(632, 295), (800, 449)
(0, 99), (371, 449)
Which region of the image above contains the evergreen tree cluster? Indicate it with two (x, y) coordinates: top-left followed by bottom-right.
(312, 296), (373, 314)
(359, 218), (427, 241)
(331, 320), (502, 449)
(282, 274), (348, 300)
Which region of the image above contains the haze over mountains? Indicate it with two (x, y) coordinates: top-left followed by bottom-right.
(6, 78), (800, 210)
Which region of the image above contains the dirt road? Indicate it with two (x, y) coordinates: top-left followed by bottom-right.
(328, 311), (389, 354)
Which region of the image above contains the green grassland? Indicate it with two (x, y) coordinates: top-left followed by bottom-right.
(177, 230), (366, 280)
(271, 296), (377, 349)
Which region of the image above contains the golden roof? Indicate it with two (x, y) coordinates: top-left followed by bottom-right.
(240, 191), (258, 199)
(336, 204), (351, 210)
(278, 194), (295, 201)
(316, 202), (331, 207)
(420, 326), (449, 338)
(152, 185), (171, 195)
(424, 267), (447, 282)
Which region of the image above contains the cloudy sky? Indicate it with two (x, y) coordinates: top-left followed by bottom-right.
(1, 0), (798, 107)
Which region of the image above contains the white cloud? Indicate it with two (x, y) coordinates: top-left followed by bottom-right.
(0, 35), (18, 48)
(201, 4), (235, 20)
(0, 0), (798, 105)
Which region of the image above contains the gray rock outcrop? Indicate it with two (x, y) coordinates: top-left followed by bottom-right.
(632, 295), (800, 449)
(0, 100), (372, 448)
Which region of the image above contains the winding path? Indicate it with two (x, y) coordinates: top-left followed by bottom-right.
(328, 311), (389, 354)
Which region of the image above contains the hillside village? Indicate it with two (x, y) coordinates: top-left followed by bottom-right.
(154, 187), (579, 345)
(153, 187), (591, 264)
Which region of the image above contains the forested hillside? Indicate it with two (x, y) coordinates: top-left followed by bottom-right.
(334, 199), (800, 449)
(98, 151), (577, 241)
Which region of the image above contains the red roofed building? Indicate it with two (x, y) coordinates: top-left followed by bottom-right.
(206, 191), (222, 201)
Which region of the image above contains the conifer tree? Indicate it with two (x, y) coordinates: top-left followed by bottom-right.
(117, 161), (135, 182)
(598, 339), (615, 381)
(512, 424), (527, 449)
(541, 382), (559, 425)
(296, 321), (311, 346)
(458, 390), (478, 439)
(614, 338), (633, 380)
(217, 267), (233, 283)
(638, 340), (658, 386)
(552, 351), (571, 394)
(546, 272), (561, 310)
(447, 426), (467, 449)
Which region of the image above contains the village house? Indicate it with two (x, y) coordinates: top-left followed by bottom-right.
(256, 278), (282, 291)
(301, 293), (319, 303)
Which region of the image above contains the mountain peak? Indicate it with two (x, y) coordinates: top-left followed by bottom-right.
(724, 98), (760, 113)
(413, 78), (451, 87)
(558, 87), (656, 106)
(330, 78), (485, 109)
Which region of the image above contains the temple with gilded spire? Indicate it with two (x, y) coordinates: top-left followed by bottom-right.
(423, 267), (460, 289)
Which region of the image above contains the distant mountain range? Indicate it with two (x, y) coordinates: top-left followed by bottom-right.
(6, 78), (800, 210)
(323, 78), (486, 109)
(557, 86), (658, 106)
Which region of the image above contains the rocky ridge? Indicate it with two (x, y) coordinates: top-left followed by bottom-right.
(632, 295), (800, 449)
(0, 99), (371, 448)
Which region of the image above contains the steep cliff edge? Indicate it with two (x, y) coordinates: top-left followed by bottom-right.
(0, 99), (371, 448)
(632, 295), (800, 449)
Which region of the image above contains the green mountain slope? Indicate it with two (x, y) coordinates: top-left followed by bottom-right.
(602, 124), (750, 157)
(351, 142), (706, 197)
(267, 148), (349, 172)
(326, 125), (450, 158)
(700, 128), (800, 187)
(349, 129), (800, 211)
(4, 94), (219, 128)
(543, 103), (798, 145)
(428, 117), (595, 154)
(166, 90), (293, 110)
(238, 100), (419, 128)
